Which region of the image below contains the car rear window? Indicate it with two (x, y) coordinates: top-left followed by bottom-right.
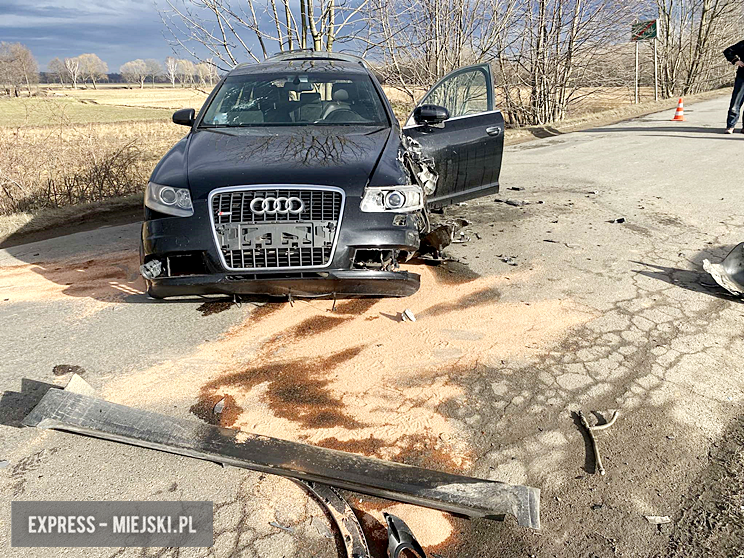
(200, 72), (389, 127)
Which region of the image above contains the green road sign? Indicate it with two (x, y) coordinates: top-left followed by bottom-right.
(632, 20), (658, 41)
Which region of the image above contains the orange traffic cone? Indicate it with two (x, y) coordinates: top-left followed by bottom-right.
(671, 98), (686, 121)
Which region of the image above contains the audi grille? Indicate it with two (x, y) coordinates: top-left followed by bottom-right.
(210, 186), (344, 271)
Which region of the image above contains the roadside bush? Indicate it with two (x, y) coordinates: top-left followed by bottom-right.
(0, 106), (182, 215)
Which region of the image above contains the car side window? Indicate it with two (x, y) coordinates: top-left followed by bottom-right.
(419, 68), (491, 119)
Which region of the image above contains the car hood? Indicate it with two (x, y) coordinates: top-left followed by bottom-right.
(184, 126), (391, 199)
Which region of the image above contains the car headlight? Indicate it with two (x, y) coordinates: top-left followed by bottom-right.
(145, 182), (194, 217)
(360, 185), (424, 213)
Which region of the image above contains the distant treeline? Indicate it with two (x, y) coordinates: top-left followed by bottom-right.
(38, 72), (175, 85)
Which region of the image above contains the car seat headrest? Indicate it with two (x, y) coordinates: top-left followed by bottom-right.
(332, 88), (349, 102)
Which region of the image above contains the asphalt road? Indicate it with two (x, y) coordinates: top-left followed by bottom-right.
(1, 95), (743, 557)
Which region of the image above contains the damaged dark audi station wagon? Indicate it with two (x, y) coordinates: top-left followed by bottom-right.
(140, 52), (504, 299)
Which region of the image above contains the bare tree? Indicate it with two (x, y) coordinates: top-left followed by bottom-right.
(195, 62), (211, 86)
(160, 0), (368, 69)
(176, 58), (195, 87)
(495, 0), (647, 126)
(656, 0), (741, 97)
(165, 56), (178, 87)
(78, 53), (108, 89)
(144, 59), (163, 86)
(48, 57), (67, 86)
(366, 0), (519, 101)
(64, 57), (81, 88)
(0, 43), (38, 96)
(120, 59), (148, 88)
(205, 58), (220, 85)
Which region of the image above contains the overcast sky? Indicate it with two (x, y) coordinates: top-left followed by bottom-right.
(0, 0), (179, 71)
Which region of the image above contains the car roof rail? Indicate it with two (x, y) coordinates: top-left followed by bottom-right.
(263, 49), (369, 68)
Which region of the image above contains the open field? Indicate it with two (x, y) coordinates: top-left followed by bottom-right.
(0, 96), (173, 127)
(56, 85), (211, 110)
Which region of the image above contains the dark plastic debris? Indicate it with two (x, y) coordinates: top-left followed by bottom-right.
(384, 512), (426, 558)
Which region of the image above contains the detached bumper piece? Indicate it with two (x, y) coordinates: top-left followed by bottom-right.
(703, 242), (744, 297)
(24, 388), (540, 529)
(148, 269), (420, 298)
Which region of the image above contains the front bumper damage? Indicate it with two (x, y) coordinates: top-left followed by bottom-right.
(147, 269), (420, 298)
(141, 196), (422, 298)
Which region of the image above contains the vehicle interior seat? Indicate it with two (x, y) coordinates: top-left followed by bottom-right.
(262, 86), (291, 123)
(320, 86), (352, 120)
(297, 92), (322, 122)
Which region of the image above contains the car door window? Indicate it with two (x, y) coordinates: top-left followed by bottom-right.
(417, 67), (492, 119)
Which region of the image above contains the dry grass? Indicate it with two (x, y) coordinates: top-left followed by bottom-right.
(382, 84), (666, 123)
(57, 86), (210, 110)
(502, 87), (727, 145)
(0, 193), (142, 241)
(0, 96), (173, 127)
(0, 111), (183, 215)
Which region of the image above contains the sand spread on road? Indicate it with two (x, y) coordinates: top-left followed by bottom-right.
(4, 249), (594, 550)
(0, 250), (143, 304)
(103, 264), (592, 462)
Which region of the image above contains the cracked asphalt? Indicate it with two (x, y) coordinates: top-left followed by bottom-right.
(1, 94), (743, 557)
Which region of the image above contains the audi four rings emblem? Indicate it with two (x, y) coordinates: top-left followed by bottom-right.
(250, 196), (305, 215)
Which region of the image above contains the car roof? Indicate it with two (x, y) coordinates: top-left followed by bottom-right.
(230, 51), (370, 76)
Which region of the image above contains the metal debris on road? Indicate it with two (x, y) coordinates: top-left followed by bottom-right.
(644, 516), (672, 525)
(702, 242), (744, 297)
(384, 512), (426, 558)
(64, 373), (96, 397)
(494, 198), (529, 207)
(23, 387), (542, 529)
(578, 410), (619, 476)
(401, 309), (416, 322)
(269, 521), (295, 533)
(299, 481), (370, 558)
(507, 187), (525, 191)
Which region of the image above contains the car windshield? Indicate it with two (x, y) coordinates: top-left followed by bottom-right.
(200, 72), (389, 127)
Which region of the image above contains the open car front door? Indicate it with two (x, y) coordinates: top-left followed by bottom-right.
(403, 64), (504, 208)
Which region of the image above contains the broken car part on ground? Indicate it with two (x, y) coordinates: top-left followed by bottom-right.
(23, 380), (541, 532)
(140, 51), (504, 299)
(578, 410), (619, 476)
(703, 241), (744, 297)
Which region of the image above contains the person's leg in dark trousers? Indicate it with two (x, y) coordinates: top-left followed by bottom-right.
(727, 76), (744, 130)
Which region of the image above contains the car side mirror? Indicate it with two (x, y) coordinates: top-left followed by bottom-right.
(413, 104), (449, 125)
(173, 108), (195, 127)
